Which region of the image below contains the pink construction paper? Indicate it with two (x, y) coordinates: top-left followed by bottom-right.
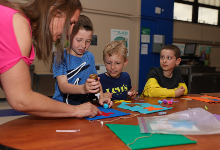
(213, 114), (220, 122)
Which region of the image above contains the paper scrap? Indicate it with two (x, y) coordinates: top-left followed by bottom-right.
(56, 129), (80, 132)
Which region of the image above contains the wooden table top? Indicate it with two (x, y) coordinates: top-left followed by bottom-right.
(0, 97), (220, 150)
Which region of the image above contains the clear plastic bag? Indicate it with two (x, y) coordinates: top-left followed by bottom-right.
(138, 108), (220, 135)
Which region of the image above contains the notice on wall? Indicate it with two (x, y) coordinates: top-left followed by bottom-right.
(111, 29), (129, 56)
(141, 34), (150, 43)
(141, 44), (148, 55)
(199, 45), (211, 66)
(173, 43), (185, 55)
(141, 27), (150, 43)
(154, 35), (163, 43)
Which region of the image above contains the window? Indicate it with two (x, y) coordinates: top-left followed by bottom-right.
(174, 0), (220, 26)
(174, 3), (193, 21)
(198, 0), (220, 7)
(184, 0), (194, 2)
(198, 7), (218, 25)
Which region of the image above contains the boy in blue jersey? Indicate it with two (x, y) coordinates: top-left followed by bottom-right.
(99, 40), (138, 101)
(52, 15), (113, 108)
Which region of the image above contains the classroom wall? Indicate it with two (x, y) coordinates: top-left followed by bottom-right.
(0, 0), (141, 98)
(173, 21), (220, 68)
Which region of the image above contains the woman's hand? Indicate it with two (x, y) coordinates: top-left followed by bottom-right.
(73, 102), (101, 118)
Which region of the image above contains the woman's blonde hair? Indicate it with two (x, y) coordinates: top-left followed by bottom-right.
(103, 40), (128, 62)
(0, 0), (82, 64)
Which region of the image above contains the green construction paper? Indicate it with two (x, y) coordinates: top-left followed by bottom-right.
(106, 124), (196, 150)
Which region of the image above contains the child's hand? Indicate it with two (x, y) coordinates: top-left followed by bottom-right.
(103, 92), (113, 99)
(128, 86), (138, 99)
(84, 78), (101, 94)
(175, 86), (185, 97)
(98, 97), (113, 108)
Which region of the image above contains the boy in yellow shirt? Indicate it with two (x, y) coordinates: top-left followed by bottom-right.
(140, 45), (188, 98)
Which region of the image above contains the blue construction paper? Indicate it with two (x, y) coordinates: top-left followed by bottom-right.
(85, 107), (130, 121)
(117, 102), (172, 114)
(212, 99), (220, 102)
(0, 109), (28, 117)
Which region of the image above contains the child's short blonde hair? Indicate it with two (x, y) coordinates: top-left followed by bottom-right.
(103, 40), (128, 62)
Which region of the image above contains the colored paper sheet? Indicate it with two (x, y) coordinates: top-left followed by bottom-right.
(213, 114), (220, 122)
(117, 102), (172, 114)
(85, 107), (130, 121)
(114, 100), (132, 103)
(0, 109), (28, 117)
(184, 95), (220, 103)
(106, 124), (196, 150)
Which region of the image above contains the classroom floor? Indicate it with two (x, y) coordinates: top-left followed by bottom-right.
(0, 101), (28, 125)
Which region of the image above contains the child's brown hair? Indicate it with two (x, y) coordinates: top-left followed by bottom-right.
(103, 40), (128, 62)
(70, 15), (94, 45)
(161, 45), (181, 59)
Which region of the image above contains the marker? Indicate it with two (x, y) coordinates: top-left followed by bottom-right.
(205, 106), (208, 109)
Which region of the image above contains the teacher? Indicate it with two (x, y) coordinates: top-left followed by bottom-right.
(0, 0), (101, 118)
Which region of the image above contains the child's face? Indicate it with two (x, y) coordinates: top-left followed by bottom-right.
(160, 49), (181, 71)
(70, 29), (92, 57)
(104, 53), (128, 78)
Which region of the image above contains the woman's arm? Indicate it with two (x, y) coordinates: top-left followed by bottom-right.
(1, 52), (101, 117)
(0, 13), (100, 118)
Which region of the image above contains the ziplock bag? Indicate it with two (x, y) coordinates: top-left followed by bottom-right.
(138, 108), (220, 135)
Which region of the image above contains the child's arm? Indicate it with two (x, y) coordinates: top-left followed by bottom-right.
(174, 83), (188, 97)
(140, 78), (176, 97)
(98, 84), (113, 108)
(103, 92), (113, 99)
(174, 83), (188, 96)
(128, 86), (138, 99)
(56, 75), (100, 94)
